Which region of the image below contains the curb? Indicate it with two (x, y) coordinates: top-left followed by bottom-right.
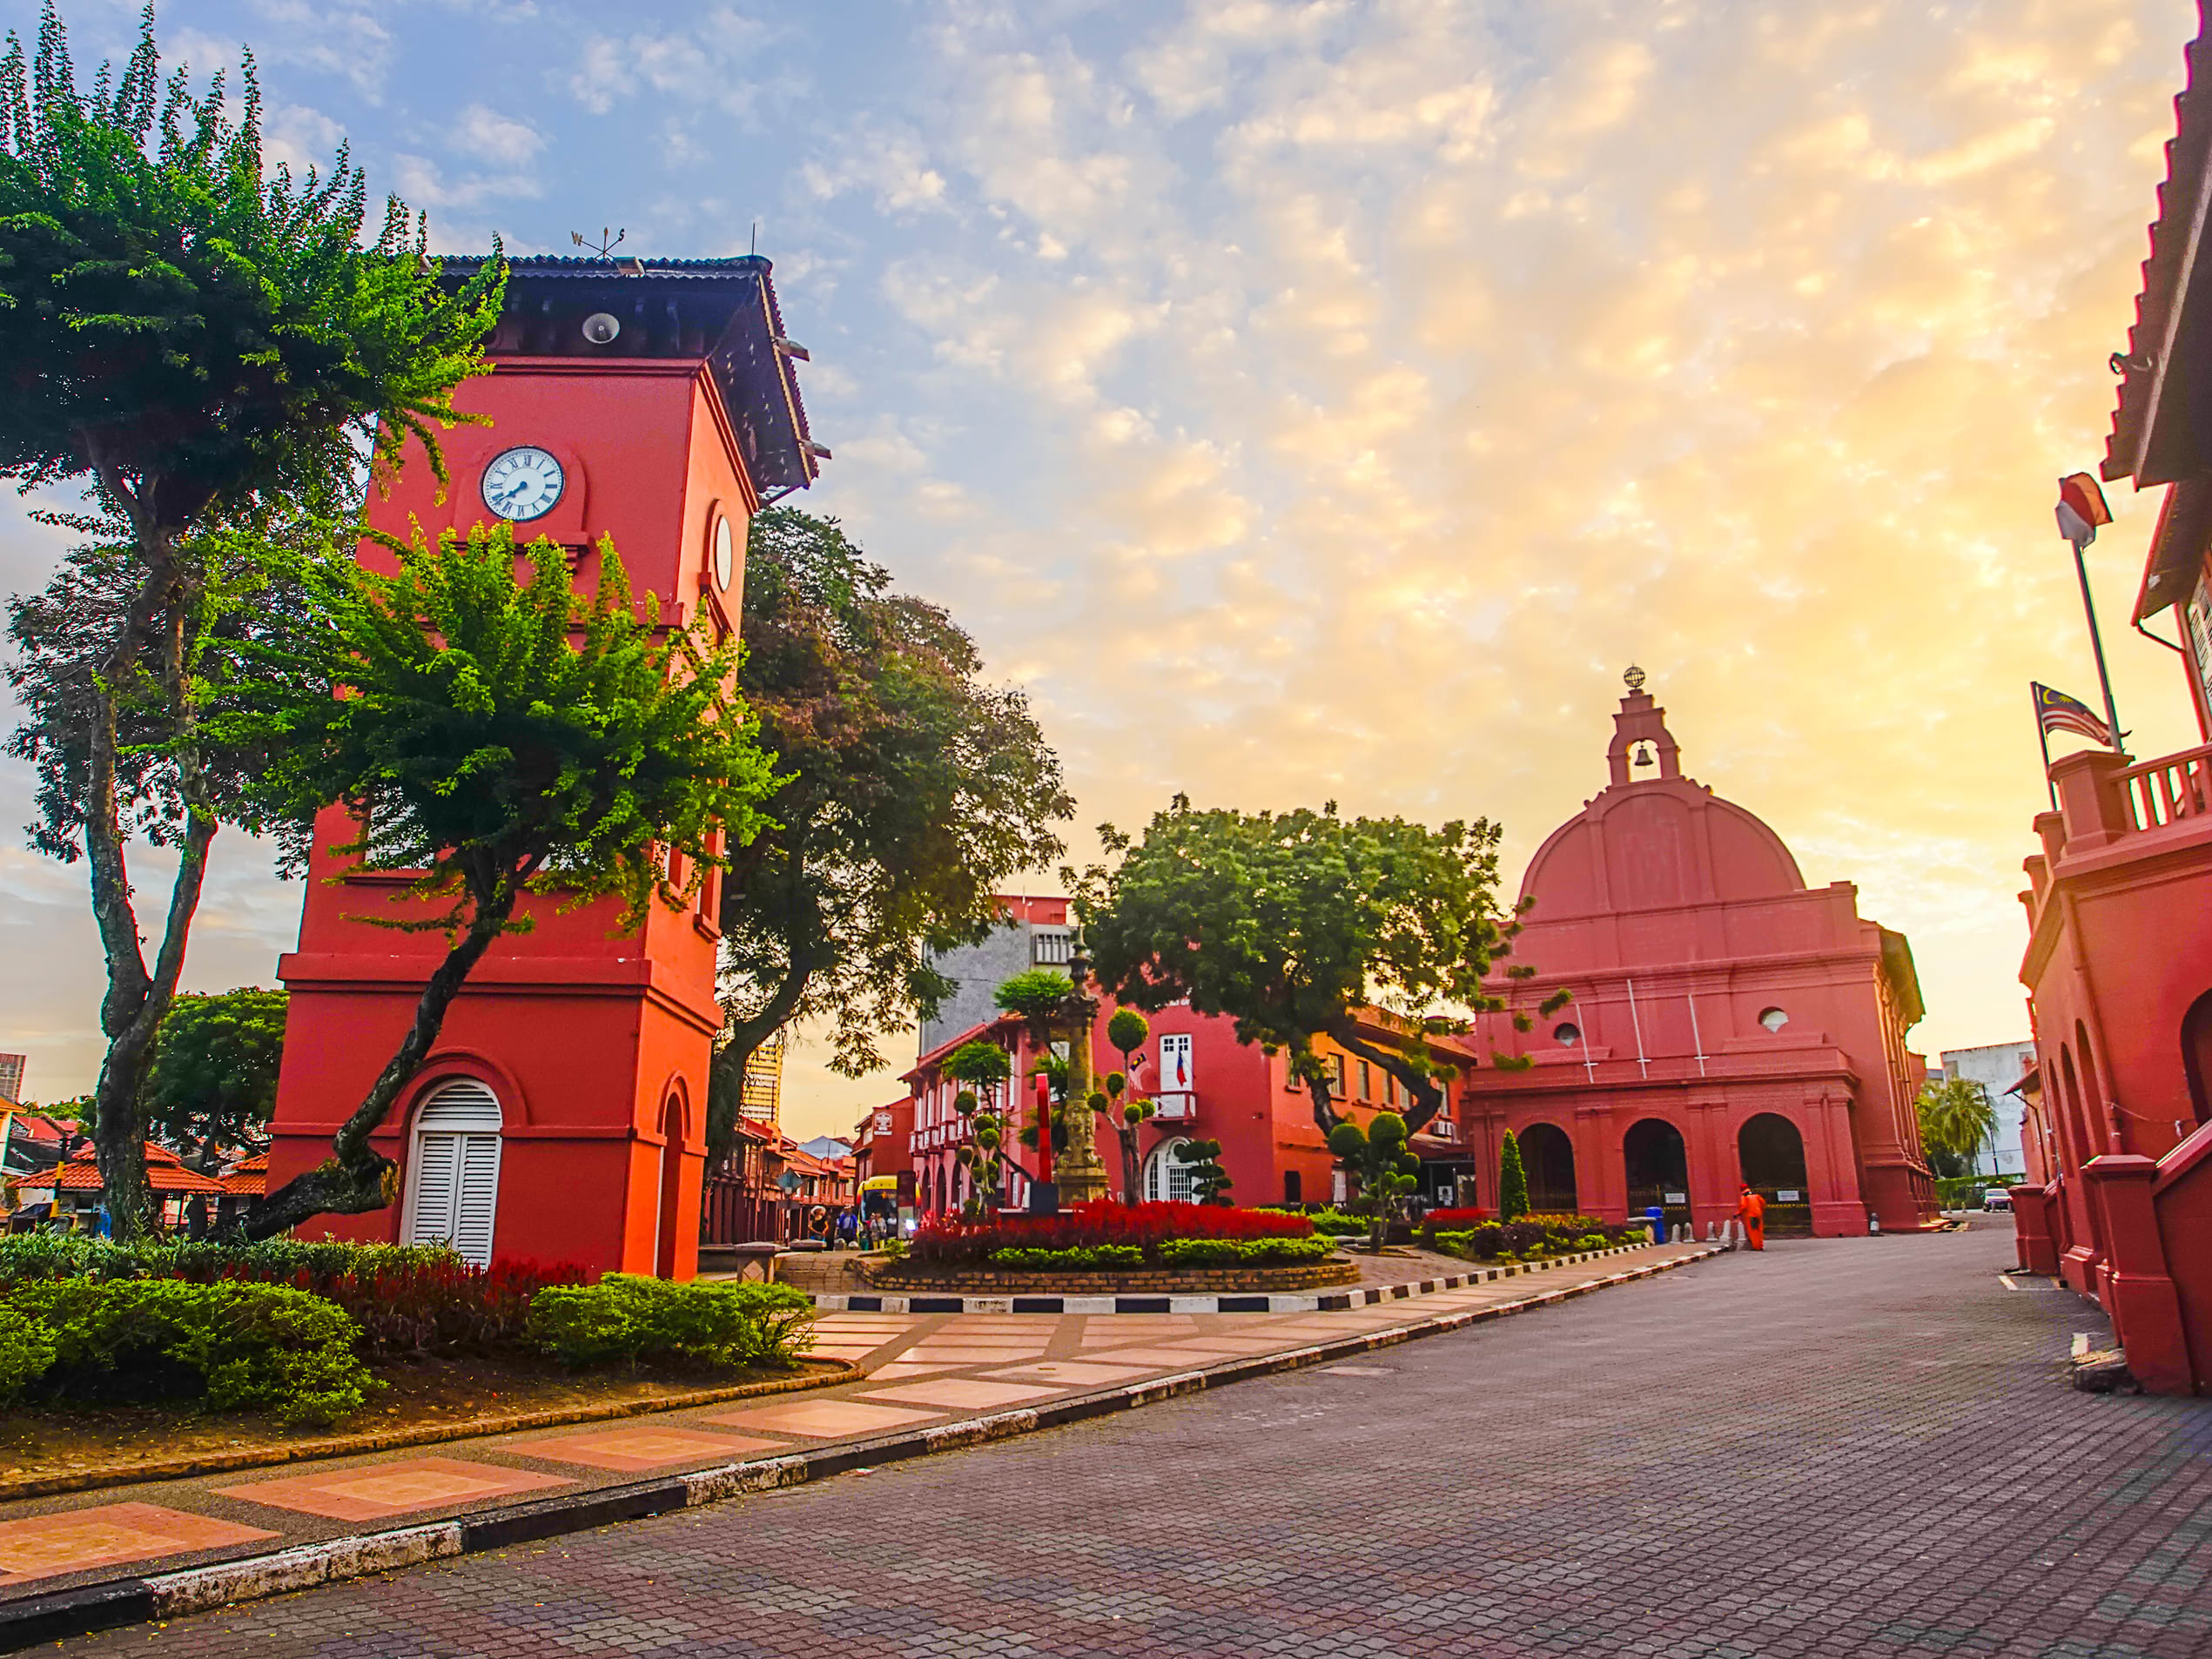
(813, 1241), (1656, 1314)
(0, 1246), (1721, 1651)
(0, 1361), (861, 1505)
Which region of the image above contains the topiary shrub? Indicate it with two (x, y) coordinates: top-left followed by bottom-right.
(1156, 1236), (1336, 1268)
(527, 1275), (814, 1371)
(5, 1279), (380, 1425)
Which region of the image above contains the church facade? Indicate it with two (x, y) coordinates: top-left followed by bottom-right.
(1455, 675), (1940, 1239)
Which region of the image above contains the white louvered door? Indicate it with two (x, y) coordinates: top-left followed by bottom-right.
(404, 1078), (503, 1266)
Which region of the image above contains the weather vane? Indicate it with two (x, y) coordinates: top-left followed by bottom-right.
(1624, 664), (1647, 694)
(571, 227), (626, 259)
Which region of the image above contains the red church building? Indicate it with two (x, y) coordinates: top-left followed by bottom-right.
(1456, 675), (1938, 1239)
(263, 255), (821, 1280)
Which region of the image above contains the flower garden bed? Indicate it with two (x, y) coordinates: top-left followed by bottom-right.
(871, 1201), (1355, 1292)
(864, 1256), (1358, 1293)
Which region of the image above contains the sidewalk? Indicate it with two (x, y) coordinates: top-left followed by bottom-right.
(0, 1240), (1718, 1646)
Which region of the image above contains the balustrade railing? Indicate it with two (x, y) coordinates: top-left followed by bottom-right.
(2118, 742), (2212, 832)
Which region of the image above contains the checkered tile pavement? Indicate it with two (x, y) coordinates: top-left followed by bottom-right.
(48, 1220), (2212, 1657)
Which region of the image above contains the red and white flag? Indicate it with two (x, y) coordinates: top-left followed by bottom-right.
(2056, 473), (2112, 547)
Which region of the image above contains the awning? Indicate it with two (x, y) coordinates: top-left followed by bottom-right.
(860, 1176), (899, 1191)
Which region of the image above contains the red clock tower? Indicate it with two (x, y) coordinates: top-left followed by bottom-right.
(262, 256), (823, 1279)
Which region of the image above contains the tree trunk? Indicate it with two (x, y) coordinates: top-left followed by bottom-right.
(241, 882), (521, 1241)
(1329, 1023), (1445, 1134)
(82, 552), (216, 1240)
(1119, 1123), (1141, 1206)
(706, 880), (829, 1166)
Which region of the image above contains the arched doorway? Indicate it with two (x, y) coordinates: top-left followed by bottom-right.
(403, 1078), (502, 1266)
(1623, 1118), (1690, 1230)
(1142, 1138), (1195, 1203)
(656, 1095), (686, 1279)
(1519, 1123), (1577, 1212)
(2182, 991), (2212, 1130)
(1738, 1112), (1812, 1238)
(2075, 1023), (2110, 1156)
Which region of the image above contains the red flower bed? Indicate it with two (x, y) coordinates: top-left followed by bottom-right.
(1422, 1207), (1492, 1229)
(911, 1201), (1312, 1266)
(287, 1257), (588, 1361)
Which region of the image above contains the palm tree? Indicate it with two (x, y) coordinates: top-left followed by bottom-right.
(1916, 1078), (1998, 1179)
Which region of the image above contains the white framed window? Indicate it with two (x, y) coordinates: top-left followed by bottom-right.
(1142, 1138), (1197, 1203)
(403, 1078), (502, 1266)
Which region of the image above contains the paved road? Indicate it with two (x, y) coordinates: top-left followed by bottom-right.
(62, 1220), (2212, 1658)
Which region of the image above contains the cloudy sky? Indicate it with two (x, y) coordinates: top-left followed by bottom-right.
(0, 0), (2201, 1138)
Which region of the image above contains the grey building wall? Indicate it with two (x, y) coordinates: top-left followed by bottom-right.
(918, 920), (1072, 1057)
(1940, 1040), (2036, 1176)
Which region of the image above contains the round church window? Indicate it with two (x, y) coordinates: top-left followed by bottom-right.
(1758, 1006), (1790, 1032)
(1553, 1022), (1582, 1046)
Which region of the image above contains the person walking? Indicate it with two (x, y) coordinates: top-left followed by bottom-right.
(1735, 1185), (1766, 1252)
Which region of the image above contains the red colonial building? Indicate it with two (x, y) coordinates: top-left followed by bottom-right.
(1455, 678), (1938, 1239)
(264, 255), (821, 1279)
(2008, 5), (2212, 1396)
(904, 897), (1471, 1216)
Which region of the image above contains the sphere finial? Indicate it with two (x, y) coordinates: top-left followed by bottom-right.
(1624, 664), (1647, 694)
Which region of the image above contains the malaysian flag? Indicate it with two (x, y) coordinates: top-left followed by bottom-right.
(2032, 682), (2115, 745)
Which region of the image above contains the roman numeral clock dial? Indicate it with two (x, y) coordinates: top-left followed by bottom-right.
(481, 446), (566, 522)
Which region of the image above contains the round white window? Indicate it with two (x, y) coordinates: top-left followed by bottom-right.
(1758, 1007), (1789, 1032)
(1554, 1022), (1582, 1046)
(713, 515), (736, 591)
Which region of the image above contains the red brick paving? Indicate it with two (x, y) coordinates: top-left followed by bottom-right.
(50, 1220), (2212, 1657)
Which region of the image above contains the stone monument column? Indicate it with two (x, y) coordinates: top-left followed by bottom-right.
(1055, 944), (1113, 1205)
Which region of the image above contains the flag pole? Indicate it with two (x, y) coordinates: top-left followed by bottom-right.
(2032, 685), (2057, 812)
(2067, 533), (2127, 757)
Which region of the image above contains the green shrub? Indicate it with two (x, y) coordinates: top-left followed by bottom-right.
(527, 1274), (814, 1370)
(987, 1246), (1146, 1271)
(0, 1302), (57, 1403)
(1305, 1209), (1368, 1237)
(1156, 1236), (1336, 1267)
(3, 1279), (379, 1425)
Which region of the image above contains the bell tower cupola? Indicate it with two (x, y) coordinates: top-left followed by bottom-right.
(1606, 665), (1683, 786)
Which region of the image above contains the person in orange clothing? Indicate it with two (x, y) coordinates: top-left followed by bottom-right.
(1735, 1185), (1766, 1251)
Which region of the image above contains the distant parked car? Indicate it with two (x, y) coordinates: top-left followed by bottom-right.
(1982, 1188), (2013, 1212)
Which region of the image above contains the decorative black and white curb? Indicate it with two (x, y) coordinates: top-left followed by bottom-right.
(0, 1245), (1722, 1652)
(810, 1239), (1658, 1314)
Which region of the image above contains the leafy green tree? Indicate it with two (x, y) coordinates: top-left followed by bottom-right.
(1916, 1077), (1999, 1180)
(1328, 1113), (1420, 1251)
(1496, 1128), (1529, 1222)
(231, 524), (777, 1239)
(1079, 798), (1569, 1140)
(1104, 1009), (1154, 1205)
(0, 6), (501, 1237)
(142, 987), (286, 1164)
(1172, 1137), (1233, 1206)
(706, 511), (1071, 1164)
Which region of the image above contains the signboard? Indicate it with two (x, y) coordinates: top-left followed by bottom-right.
(1663, 1191), (1687, 1205)
(1776, 1188), (1802, 1202)
(1158, 1033), (1193, 1093)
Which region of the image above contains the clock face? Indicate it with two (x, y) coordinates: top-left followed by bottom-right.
(481, 447), (565, 522)
(713, 516), (736, 591)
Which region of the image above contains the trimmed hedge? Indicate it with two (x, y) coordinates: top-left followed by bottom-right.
(1431, 1215), (1642, 1263)
(1, 1278), (380, 1426)
(527, 1274), (816, 1370)
(1156, 1236), (1335, 1268)
(912, 1201), (1314, 1268)
(988, 1245), (1146, 1271)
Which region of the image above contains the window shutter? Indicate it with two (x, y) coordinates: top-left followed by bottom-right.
(453, 1135), (501, 1266)
(405, 1078), (504, 1267)
(405, 1134), (460, 1247)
